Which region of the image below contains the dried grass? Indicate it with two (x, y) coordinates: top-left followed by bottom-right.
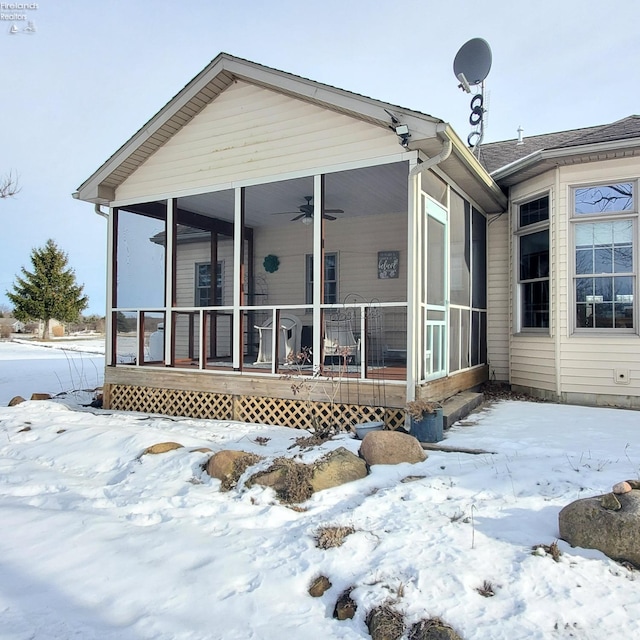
(314, 524), (355, 549)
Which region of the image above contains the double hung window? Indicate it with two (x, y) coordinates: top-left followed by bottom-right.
(195, 262), (224, 306)
(517, 195), (550, 330)
(573, 182), (636, 330)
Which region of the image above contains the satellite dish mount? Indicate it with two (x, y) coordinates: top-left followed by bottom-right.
(453, 38), (492, 152)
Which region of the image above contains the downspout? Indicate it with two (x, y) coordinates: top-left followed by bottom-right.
(94, 204), (109, 219)
(554, 167), (562, 401)
(405, 137), (453, 402)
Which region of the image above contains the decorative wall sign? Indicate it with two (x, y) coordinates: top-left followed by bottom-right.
(378, 251), (399, 279)
(263, 254), (280, 273)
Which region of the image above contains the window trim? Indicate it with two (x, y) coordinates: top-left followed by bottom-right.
(515, 193), (550, 334)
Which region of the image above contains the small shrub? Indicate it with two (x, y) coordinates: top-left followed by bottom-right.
(314, 524), (355, 549)
(532, 540), (562, 562)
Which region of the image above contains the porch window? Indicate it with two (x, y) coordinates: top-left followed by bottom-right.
(572, 182), (636, 331)
(195, 262), (224, 306)
(305, 253), (338, 304)
(517, 195), (550, 330)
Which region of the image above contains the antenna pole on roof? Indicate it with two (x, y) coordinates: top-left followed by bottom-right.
(452, 38), (492, 157)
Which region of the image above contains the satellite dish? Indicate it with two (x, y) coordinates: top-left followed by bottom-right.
(453, 38), (492, 88)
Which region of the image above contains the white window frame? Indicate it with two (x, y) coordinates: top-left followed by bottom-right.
(570, 179), (638, 334)
(515, 193), (550, 333)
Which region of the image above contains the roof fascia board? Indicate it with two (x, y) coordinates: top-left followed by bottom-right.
(492, 137), (640, 182)
(224, 57), (441, 137)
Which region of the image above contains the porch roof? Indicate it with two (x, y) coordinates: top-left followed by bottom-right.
(74, 53), (507, 214)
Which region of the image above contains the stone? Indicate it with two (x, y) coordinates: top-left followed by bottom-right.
(367, 605), (405, 640)
(308, 575), (331, 597)
(613, 481), (632, 495)
(30, 393), (52, 401)
(359, 430), (427, 466)
(559, 491), (640, 566)
(601, 492), (621, 510)
(141, 442), (184, 455)
(408, 618), (463, 640)
(190, 447), (213, 454)
(206, 450), (262, 491)
(310, 447), (368, 492)
(333, 588), (356, 620)
(625, 480), (640, 490)
(8, 396), (25, 406)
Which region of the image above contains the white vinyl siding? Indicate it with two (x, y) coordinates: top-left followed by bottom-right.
(486, 213), (509, 381)
(115, 81), (401, 202)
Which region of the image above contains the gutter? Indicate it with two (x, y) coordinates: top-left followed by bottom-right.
(491, 136), (640, 182)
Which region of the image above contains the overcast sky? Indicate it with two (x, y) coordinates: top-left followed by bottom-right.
(2, 0), (639, 315)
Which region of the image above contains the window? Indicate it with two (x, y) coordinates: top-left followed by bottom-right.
(517, 195), (550, 330)
(305, 253), (338, 304)
(195, 262), (223, 306)
(572, 181), (636, 330)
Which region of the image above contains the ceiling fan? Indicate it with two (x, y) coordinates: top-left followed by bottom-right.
(271, 196), (344, 223)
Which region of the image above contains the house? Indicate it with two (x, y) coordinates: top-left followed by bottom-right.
(79, 52), (570, 428)
(478, 116), (640, 408)
(0, 317), (26, 335)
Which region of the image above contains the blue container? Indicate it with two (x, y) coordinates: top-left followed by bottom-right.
(410, 408), (443, 443)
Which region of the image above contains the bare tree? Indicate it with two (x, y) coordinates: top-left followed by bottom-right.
(0, 171), (20, 199)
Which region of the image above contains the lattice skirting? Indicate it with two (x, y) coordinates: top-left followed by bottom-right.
(107, 384), (405, 431)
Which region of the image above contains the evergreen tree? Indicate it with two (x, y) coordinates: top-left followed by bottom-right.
(7, 239), (88, 339)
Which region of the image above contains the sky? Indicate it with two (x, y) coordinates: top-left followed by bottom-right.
(2, 338), (640, 639)
(1, 0), (639, 315)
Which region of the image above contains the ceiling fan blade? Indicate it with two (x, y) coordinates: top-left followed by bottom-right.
(322, 213), (337, 220)
(323, 208), (344, 214)
(270, 211), (300, 215)
(290, 213), (307, 221)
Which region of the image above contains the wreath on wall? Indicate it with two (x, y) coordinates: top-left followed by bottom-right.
(263, 254), (280, 273)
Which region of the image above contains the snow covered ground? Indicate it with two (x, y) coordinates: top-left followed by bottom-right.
(1, 339), (640, 639)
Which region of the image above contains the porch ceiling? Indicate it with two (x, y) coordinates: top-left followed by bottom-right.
(177, 161), (409, 228)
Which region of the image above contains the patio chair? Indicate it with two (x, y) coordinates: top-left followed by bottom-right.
(324, 316), (361, 364)
(255, 313), (302, 364)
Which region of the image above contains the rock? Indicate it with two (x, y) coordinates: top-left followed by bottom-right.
(17, 425), (32, 433)
(141, 442), (184, 455)
(359, 430), (427, 466)
(367, 605), (405, 640)
(206, 450), (262, 491)
(8, 396), (25, 406)
(310, 447), (368, 492)
(613, 481), (632, 494)
(408, 617), (463, 640)
(30, 393), (52, 401)
(625, 480), (640, 490)
(190, 447), (213, 454)
(333, 588), (357, 620)
(308, 575), (332, 597)
(600, 492), (621, 510)
(559, 491), (640, 566)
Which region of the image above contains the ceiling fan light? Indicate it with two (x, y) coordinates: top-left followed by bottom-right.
(301, 215), (313, 225)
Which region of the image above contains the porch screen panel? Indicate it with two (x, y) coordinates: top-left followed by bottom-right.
(449, 193), (470, 307)
(116, 207), (166, 308)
